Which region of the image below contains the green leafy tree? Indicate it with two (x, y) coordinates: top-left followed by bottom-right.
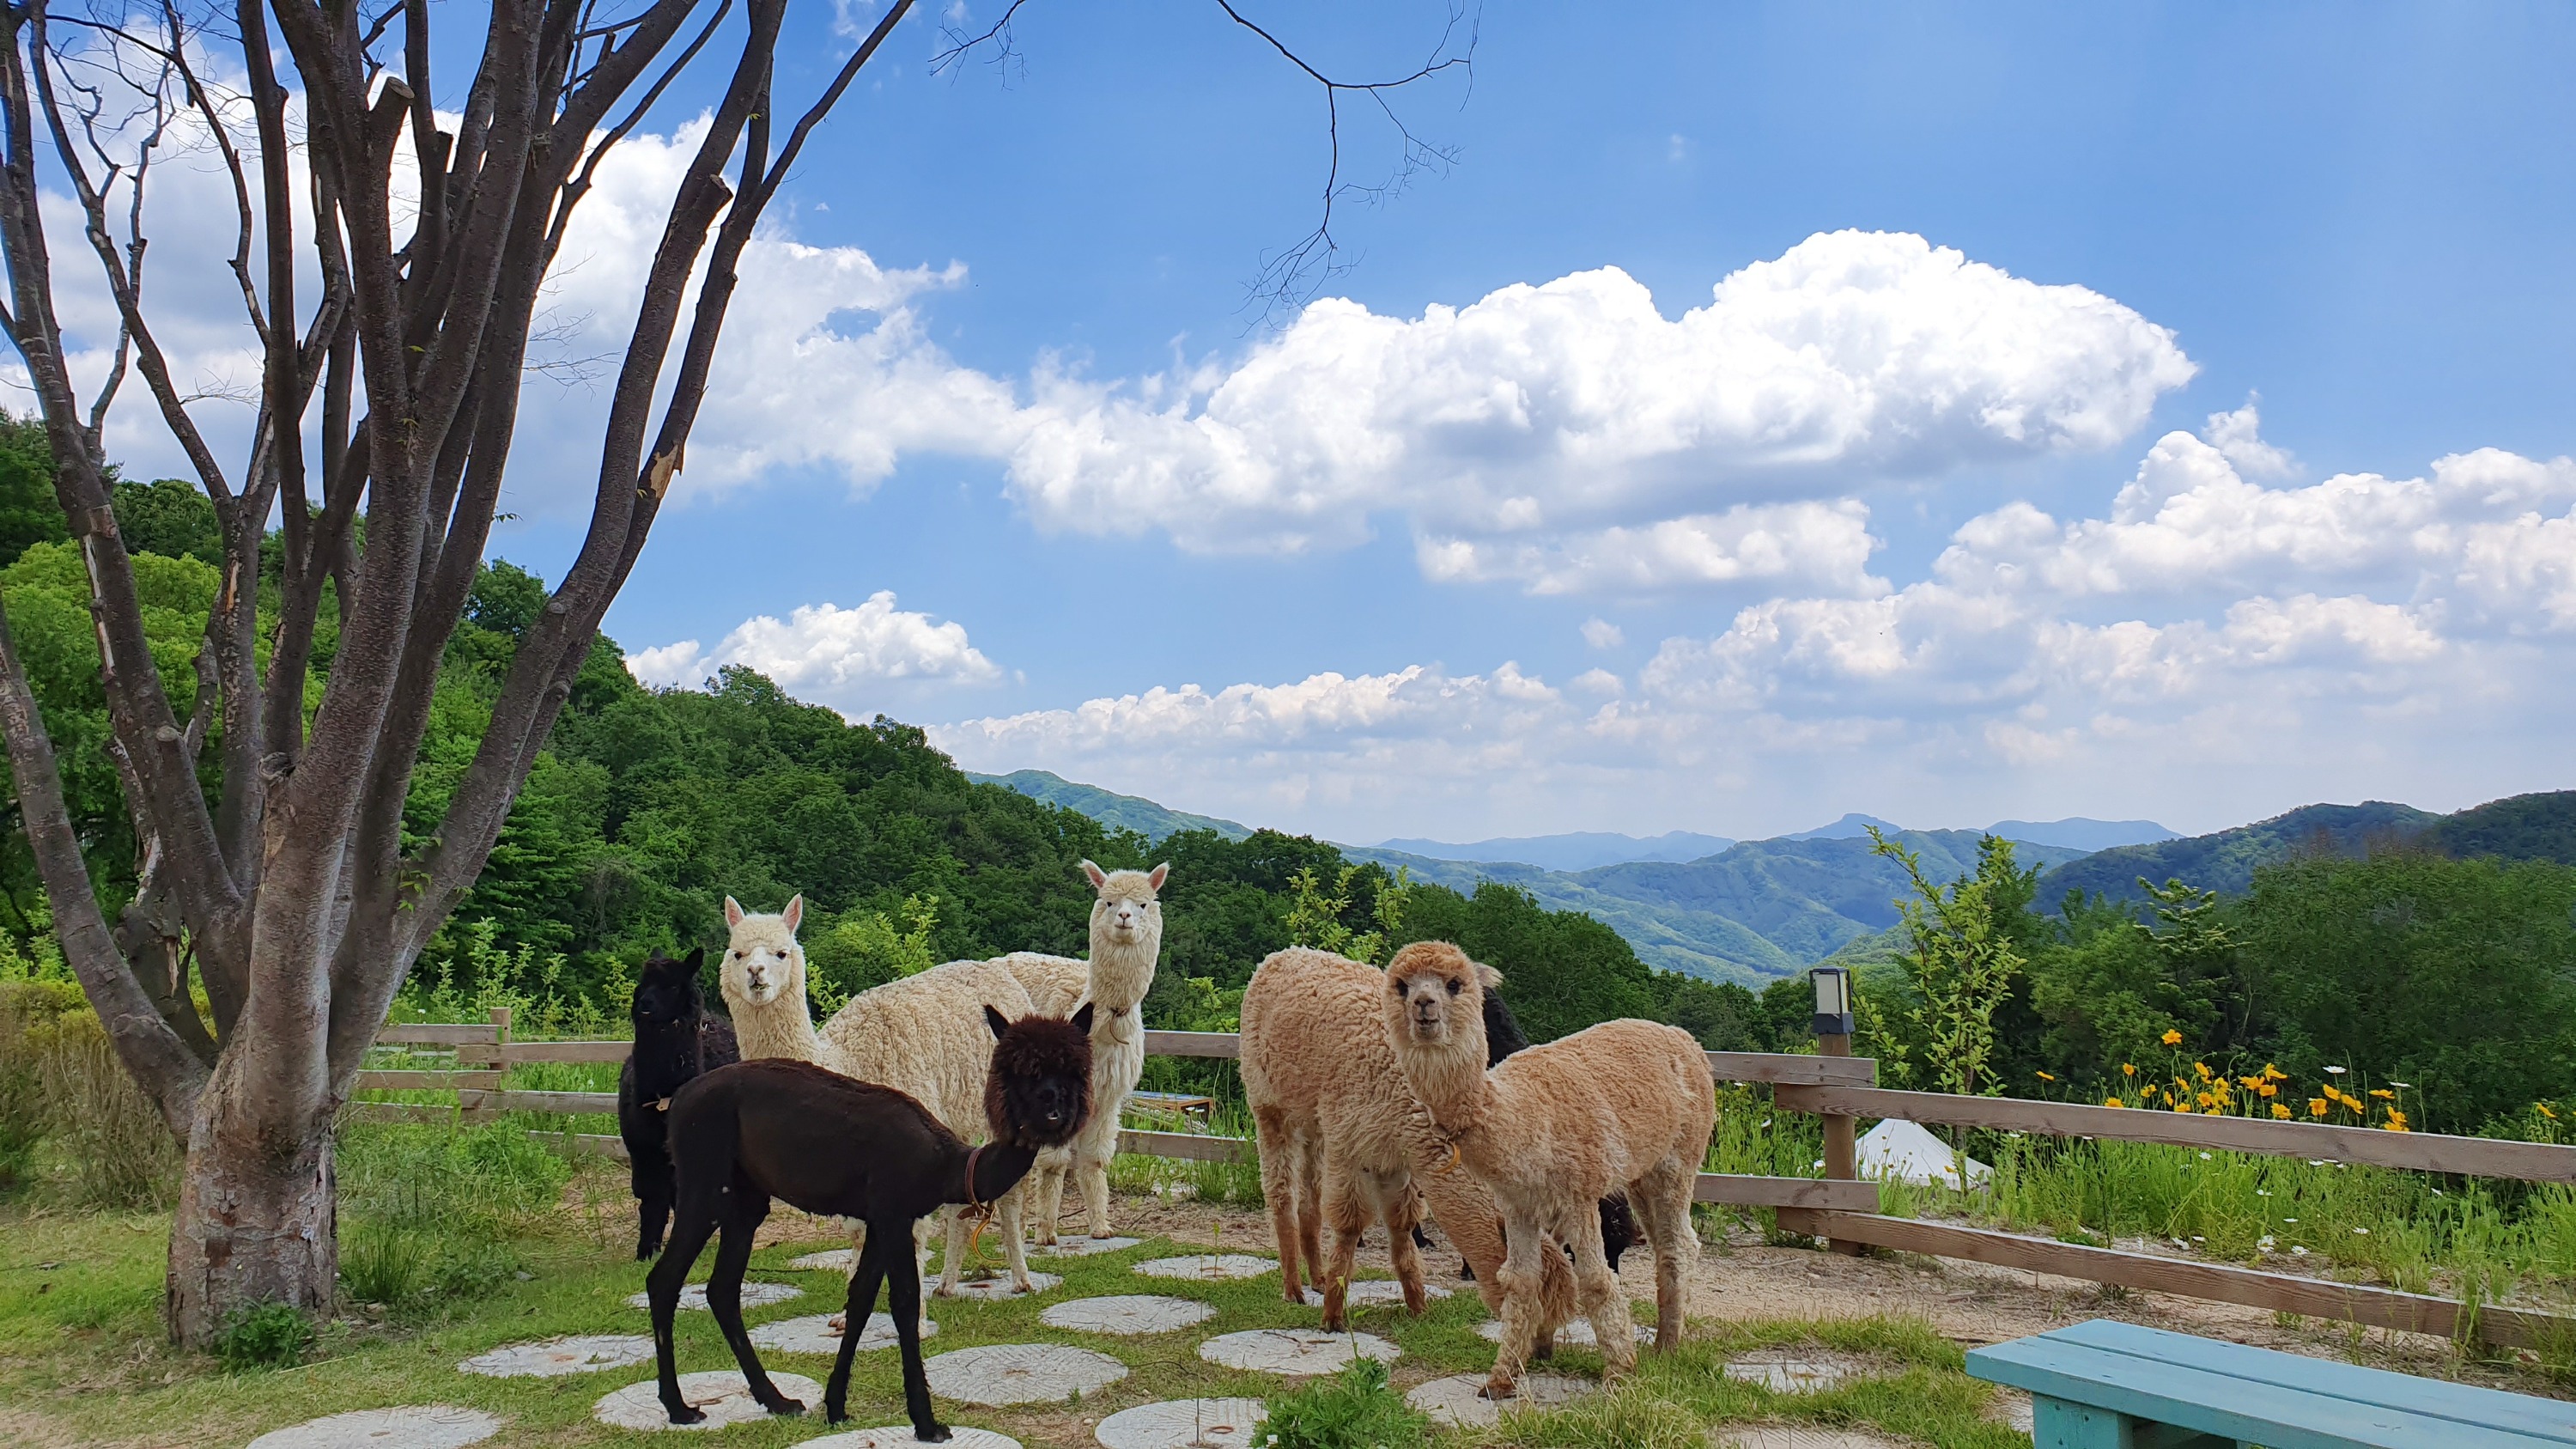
(1285, 862), (1412, 964)
(1871, 828), (2028, 1098)
(0, 413), (64, 567)
(109, 478), (222, 566)
(1398, 880), (1661, 1044)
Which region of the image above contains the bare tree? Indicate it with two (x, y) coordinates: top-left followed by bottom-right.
(0, 0), (1463, 1348)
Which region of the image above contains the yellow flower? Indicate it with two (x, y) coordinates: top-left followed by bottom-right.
(2205, 1107), (2224, 1116)
(2239, 1075), (2263, 1091)
(2123, 1063), (2137, 1077)
(2369, 1088), (2395, 1099)
(2161, 1029), (2184, 1046)
(2105, 1097), (2125, 1110)
(2309, 1099), (2330, 1117)
(2196, 1092), (2217, 1109)
(2037, 1071), (2057, 1082)
(2263, 1063), (2287, 1081)
(2257, 1082), (2278, 1098)
(2384, 1110), (2410, 1133)
(2541, 1104), (2561, 1121)
(2271, 1103), (2293, 1119)
(2195, 1062), (2214, 1080)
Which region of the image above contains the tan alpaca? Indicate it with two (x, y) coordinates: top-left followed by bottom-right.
(1239, 947), (1582, 1337)
(1382, 941), (1713, 1397)
(991, 860), (1168, 1244)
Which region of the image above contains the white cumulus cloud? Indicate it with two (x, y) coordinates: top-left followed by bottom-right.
(629, 592), (999, 711)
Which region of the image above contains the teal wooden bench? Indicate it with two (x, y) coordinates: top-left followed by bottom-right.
(1965, 1319), (2576, 1448)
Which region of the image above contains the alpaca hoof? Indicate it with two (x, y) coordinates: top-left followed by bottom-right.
(762, 1395), (805, 1417)
(912, 1425), (952, 1444)
(1479, 1376), (1517, 1402)
(827, 1313), (845, 1332)
(665, 1403), (708, 1426)
(1532, 1337), (1555, 1363)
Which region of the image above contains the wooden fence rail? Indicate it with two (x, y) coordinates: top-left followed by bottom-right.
(359, 1012), (2576, 1347)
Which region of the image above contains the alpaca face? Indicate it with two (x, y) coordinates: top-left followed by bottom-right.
(982, 1003), (1097, 1148)
(1386, 940), (1486, 1050)
(632, 949), (706, 1032)
(720, 894), (805, 1008)
(1082, 861), (1168, 952)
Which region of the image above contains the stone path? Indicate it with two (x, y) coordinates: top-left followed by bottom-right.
(1294, 1278), (1452, 1307)
(1035, 1235), (1142, 1257)
(1039, 1294), (1216, 1336)
(1476, 1316), (1649, 1348)
(922, 1343), (1130, 1406)
(748, 1312), (938, 1355)
(789, 1249), (856, 1272)
(1133, 1254), (1274, 1282)
(1406, 1372), (1595, 1428)
(1195, 1328), (1400, 1376)
(1716, 1429), (1912, 1449)
(246, 1407), (501, 1449)
(787, 1429), (1020, 1449)
(937, 1270), (1061, 1301)
(593, 1370), (824, 1431)
(1722, 1350), (1875, 1393)
(623, 1281), (804, 1312)
(1093, 1397), (1269, 1449)
(457, 1334), (653, 1378)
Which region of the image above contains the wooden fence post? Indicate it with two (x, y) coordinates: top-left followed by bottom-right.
(1816, 1028), (1863, 1255)
(482, 1006), (513, 1125)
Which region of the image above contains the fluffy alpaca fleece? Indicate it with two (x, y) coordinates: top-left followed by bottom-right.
(1382, 941), (1714, 1397)
(993, 860), (1167, 1243)
(716, 896), (831, 1067)
(819, 953), (1047, 1296)
(1240, 947), (1582, 1336)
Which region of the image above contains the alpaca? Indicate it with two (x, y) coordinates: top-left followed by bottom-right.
(648, 1005), (1094, 1438)
(714, 894), (1044, 1309)
(1382, 940), (1714, 1397)
(1240, 947), (1583, 1338)
(617, 948), (740, 1260)
(1462, 987), (1637, 1277)
(993, 859), (1167, 1243)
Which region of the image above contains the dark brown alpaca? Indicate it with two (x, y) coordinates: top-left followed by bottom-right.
(618, 948), (739, 1260)
(648, 1003), (1094, 1440)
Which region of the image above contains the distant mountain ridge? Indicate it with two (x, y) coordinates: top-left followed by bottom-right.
(2038, 791), (2576, 904)
(1374, 830), (1737, 873)
(967, 770), (1252, 843)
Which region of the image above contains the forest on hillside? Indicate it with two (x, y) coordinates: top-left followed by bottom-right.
(3, 428), (2573, 1140)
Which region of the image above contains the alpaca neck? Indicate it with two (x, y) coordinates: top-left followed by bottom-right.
(731, 991), (824, 1063)
(1084, 929), (1160, 1014)
(951, 1139), (1042, 1209)
(1394, 1028), (1497, 1140)
(632, 1018), (701, 1094)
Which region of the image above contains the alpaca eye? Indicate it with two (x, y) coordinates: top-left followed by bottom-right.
(1445, 978), (1461, 995)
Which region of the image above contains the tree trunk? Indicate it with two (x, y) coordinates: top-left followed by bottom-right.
(165, 1068), (336, 1345)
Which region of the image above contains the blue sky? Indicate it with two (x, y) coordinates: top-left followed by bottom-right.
(58, 2), (2576, 844)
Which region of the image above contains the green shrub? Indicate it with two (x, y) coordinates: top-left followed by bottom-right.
(1261, 1356), (1427, 1449)
(337, 1119), (568, 1233)
(215, 1300), (313, 1372)
(338, 1227), (428, 1306)
(30, 1006), (179, 1207)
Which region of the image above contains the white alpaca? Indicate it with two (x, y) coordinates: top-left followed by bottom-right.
(992, 860), (1166, 1243)
(714, 895), (1045, 1312)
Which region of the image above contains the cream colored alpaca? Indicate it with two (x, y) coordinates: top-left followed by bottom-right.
(1240, 947), (1582, 1337)
(716, 895), (829, 1065)
(1382, 941), (1713, 1397)
(993, 860), (1166, 1243)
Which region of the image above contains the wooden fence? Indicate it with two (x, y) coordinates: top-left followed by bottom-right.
(358, 1011), (2576, 1349)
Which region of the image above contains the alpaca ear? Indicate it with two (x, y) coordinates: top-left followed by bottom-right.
(683, 946), (706, 972)
(1072, 1002), (1095, 1035)
(782, 894), (804, 934)
(985, 1004), (1011, 1041)
(1476, 963), (1504, 991)
(1145, 862), (1169, 893)
(1080, 860), (1109, 891)
(724, 896), (744, 928)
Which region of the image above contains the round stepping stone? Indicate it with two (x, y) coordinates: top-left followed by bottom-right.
(1475, 1317), (1650, 1348)
(594, 1369), (823, 1431)
(1719, 1431), (1911, 1449)
(247, 1406), (501, 1449)
(623, 1281), (804, 1312)
(1133, 1254), (1274, 1282)
(789, 1249), (854, 1272)
(1034, 1235), (1141, 1257)
(1292, 1279), (1453, 1308)
(1406, 1372), (1595, 1428)
(1722, 1350), (1872, 1393)
(922, 1343), (1128, 1406)
(1041, 1294), (1216, 1336)
(789, 1430), (1020, 1449)
(1196, 1328), (1399, 1376)
(748, 1312), (939, 1355)
(935, 1270), (1060, 1301)
(1095, 1397), (1268, 1449)
(459, 1334), (654, 1378)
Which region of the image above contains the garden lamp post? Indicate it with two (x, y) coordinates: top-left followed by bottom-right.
(1808, 965), (1861, 1254)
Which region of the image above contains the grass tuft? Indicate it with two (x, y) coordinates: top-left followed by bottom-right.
(1261, 1355), (1429, 1449)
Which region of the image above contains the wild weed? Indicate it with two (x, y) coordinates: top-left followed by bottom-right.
(215, 1301), (313, 1372)
(1260, 1355), (1428, 1449)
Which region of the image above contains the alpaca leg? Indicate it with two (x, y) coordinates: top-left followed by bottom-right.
(1560, 1211), (1635, 1383)
(647, 1205), (719, 1424)
(1078, 1141), (1115, 1239)
(1382, 1176), (1428, 1317)
(707, 1201), (803, 1416)
(824, 1227), (890, 1425)
(1293, 1133), (1324, 1301)
(1035, 1163), (1066, 1245)
(631, 1142), (671, 1261)
(884, 1216), (951, 1444)
(1486, 1218), (1550, 1399)
(1633, 1165), (1697, 1349)
(999, 1180), (1036, 1293)
(934, 1206), (964, 1297)
(829, 1219), (869, 1332)
(1317, 1166), (1370, 1332)
(1253, 1107), (1308, 1303)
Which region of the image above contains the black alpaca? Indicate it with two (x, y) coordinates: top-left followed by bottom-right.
(617, 948), (740, 1260)
(649, 1003), (1095, 1440)
(1428, 987), (1638, 1276)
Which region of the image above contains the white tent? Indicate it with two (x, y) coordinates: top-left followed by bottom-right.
(1855, 1118), (1990, 1188)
